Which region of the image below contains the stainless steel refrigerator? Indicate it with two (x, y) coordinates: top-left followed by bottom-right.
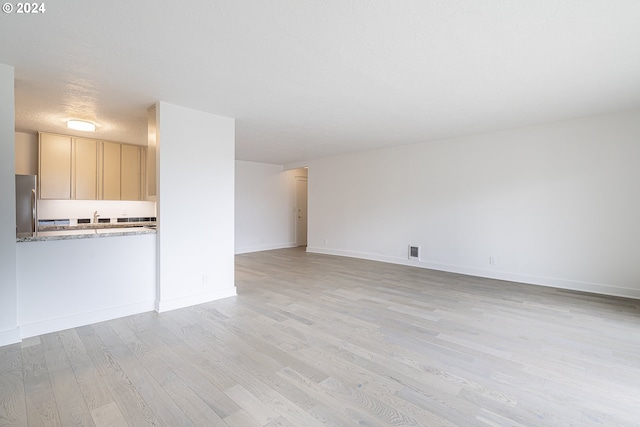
(15, 174), (37, 237)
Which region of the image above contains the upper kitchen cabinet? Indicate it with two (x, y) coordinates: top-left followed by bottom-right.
(38, 132), (147, 201)
(121, 144), (146, 200)
(147, 105), (157, 198)
(101, 141), (121, 200)
(39, 133), (72, 199)
(73, 138), (98, 200)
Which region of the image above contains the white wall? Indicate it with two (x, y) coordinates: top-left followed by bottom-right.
(0, 64), (18, 346)
(308, 110), (640, 299)
(235, 161), (306, 253)
(156, 102), (236, 311)
(17, 235), (156, 338)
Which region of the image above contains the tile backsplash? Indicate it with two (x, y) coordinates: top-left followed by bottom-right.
(38, 199), (156, 221)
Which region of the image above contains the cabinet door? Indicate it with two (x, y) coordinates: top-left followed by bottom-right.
(147, 105), (157, 197)
(140, 148), (146, 200)
(121, 144), (141, 200)
(39, 133), (72, 199)
(74, 138), (98, 200)
(102, 141), (121, 200)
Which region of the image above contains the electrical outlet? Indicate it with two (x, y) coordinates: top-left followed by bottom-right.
(324, 238), (328, 244)
(489, 256), (496, 265)
(202, 274), (208, 284)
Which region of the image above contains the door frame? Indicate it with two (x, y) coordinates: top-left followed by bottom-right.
(294, 175), (308, 247)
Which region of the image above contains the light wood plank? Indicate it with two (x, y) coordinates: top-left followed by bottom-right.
(224, 384), (280, 425)
(107, 318), (228, 425)
(90, 322), (195, 426)
(21, 344), (61, 427)
(57, 329), (114, 412)
(223, 409), (261, 427)
(0, 344), (27, 427)
(89, 402), (127, 427)
(41, 347), (95, 426)
(123, 314), (241, 419)
(76, 325), (160, 426)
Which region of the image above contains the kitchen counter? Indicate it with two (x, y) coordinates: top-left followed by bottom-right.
(16, 227), (156, 338)
(17, 226), (156, 242)
(38, 221), (157, 231)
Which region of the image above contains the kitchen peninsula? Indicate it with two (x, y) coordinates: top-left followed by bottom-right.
(16, 223), (157, 338)
(15, 130), (158, 338)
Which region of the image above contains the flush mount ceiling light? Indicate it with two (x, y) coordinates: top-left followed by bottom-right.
(66, 120), (96, 132)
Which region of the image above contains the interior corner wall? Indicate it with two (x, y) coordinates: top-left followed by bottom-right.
(0, 64), (19, 346)
(307, 110), (640, 299)
(155, 102), (236, 312)
(235, 161), (305, 254)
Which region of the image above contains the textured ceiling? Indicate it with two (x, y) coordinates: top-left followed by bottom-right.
(1, 1), (640, 165)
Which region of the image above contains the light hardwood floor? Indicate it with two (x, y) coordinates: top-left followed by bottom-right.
(1, 247), (639, 426)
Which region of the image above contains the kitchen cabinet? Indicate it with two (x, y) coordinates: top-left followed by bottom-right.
(39, 133), (72, 199)
(73, 138), (98, 200)
(147, 105), (157, 198)
(121, 144), (145, 200)
(39, 132), (146, 201)
(101, 141), (121, 200)
(140, 148), (147, 200)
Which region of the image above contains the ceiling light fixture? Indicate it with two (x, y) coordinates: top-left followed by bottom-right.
(67, 120), (96, 132)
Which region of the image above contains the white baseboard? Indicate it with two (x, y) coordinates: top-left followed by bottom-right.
(15, 287), (239, 340)
(19, 300), (156, 339)
(306, 247), (640, 300)
(156, 287), (237, 313)
(235, 242), (298, 254)
(0, 327), (21, 347)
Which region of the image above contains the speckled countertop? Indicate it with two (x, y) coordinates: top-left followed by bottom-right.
(38, 221), (157, 231)
(17, 227), (156, 243)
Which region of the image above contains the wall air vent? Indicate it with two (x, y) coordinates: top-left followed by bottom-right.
(408, 245), (420, 261)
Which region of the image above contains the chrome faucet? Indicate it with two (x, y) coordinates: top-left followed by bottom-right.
(93, 210), (100, 223)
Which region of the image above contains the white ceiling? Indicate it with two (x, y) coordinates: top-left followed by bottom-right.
(2, 1), (639, 165)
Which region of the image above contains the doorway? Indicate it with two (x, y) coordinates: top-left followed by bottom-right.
(295, 176), (308, 247)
